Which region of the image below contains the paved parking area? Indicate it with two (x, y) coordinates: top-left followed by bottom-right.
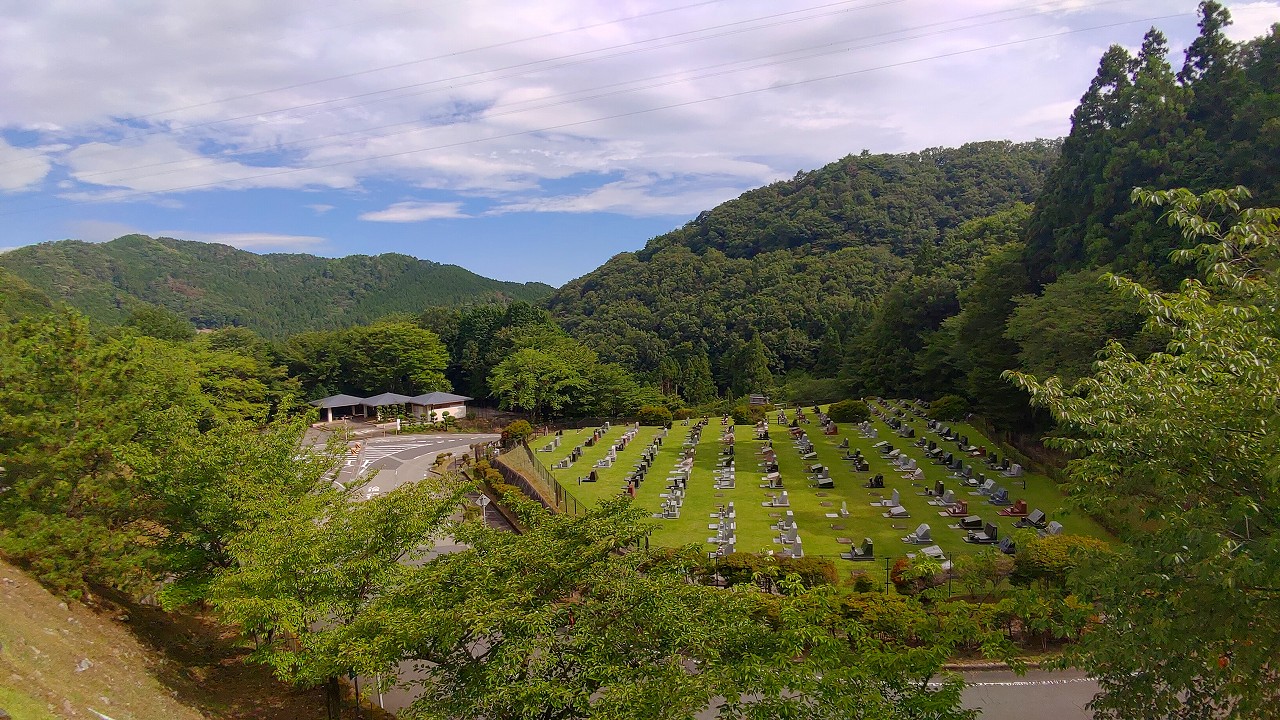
(335, 433), (499, 494)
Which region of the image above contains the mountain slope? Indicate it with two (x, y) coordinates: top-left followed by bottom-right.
(0, 265), (54, 323)
(548, 140), (1059, 387)
(0, 235), (554, 336)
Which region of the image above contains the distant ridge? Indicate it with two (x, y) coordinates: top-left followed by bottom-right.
(0, 234), (554, 336)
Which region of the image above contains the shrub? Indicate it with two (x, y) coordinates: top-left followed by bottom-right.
(730, 404), (766, 425)
(827, 399), (870, 423)
(636, 405), (674, 426)
(779, 377), (846, 405)
(778, 556), (838, 588)
(501, 420), (534, 446)
(846, 570), (877, 593)
(715, 552), (766, 587)
(672, 408), (696, 420)
(930, 394), (970, 421)
(1011, 533), (1111, 588)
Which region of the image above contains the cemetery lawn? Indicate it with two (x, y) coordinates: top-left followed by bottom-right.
(544, 404), (1110, 563)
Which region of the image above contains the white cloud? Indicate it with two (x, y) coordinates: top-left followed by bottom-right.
(63, 220), (325, 252)
(307, 203), (335, 214)
(66, 219), (143, 243)
(0, 0), (1248, 219)
(0, 139), (54, 191)
(166, 231), (327, 251)
(360, 201), (469, 222)
(1224, 2), (1280, 41)
(491, 175), (755, 217)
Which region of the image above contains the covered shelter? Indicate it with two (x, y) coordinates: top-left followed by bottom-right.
(362, 392), (415, 419)
(409, 391), (472, 421)
(310, 394), (368, 422)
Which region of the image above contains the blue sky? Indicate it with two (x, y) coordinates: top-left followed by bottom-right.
(1, 0), (1277, 286)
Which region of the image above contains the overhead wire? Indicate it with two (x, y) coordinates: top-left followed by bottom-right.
(0, 0), (881, 174)
(0, 10), (1193, 218)
(45, 0), (1142, 187)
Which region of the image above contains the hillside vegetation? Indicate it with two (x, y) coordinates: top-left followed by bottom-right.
(0, 266), (53, 324)
(0, 235), (553, 337)
(548, 140), (1059, 391)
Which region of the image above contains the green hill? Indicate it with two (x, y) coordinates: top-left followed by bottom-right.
(547, 140), (1059, 389)
(0, 235), (554, 337)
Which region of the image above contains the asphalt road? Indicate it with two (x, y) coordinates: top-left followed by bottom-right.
(961, 668), (1098, 719)
(334, 432), (499, 495)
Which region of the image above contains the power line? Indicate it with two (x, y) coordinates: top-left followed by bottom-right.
(122, 0), (733, 121)
(0, 11), (1191, 218)
(64, 0), (1132, 187)
(0, 0), (884, 173)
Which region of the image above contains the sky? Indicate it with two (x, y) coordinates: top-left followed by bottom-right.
(1, 0), (1278, 286)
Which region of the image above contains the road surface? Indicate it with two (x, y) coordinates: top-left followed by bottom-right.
(961, 668), (1097, 719)
(334, 432), (499, 495)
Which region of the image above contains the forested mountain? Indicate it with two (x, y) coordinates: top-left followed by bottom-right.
(550, 5), (1280, 431)
(0, 234), (553, 337)
(548, 140), (1059, 394)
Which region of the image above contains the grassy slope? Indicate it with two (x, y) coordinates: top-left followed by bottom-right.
(0, 559), (207, 720)
(546, 404), (1109, 563)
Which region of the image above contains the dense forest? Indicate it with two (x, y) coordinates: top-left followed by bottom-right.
(547, 141), (1058, 396)
(0, 234), (553, 336)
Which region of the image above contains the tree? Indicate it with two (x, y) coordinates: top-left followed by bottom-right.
(929, 394), (969, 422)
(681, 347), (717, 404)
(0, 311), (206, 595)
(636, 405), (673, 426)
(125, 411), (341, 608)
(211, 473), (469, 719)
(124, 305), (196, 342)
(1008, 187), (1280, 719)
(736, 335), (773, 396)
(344, 321), (450, 395)
(1005, 270), (1161, 386)
(305, 498), (995, 720)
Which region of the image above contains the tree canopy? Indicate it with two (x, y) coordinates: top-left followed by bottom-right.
(1009, 186), (1280, 719)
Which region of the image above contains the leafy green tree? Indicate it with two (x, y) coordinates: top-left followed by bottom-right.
(125, 411), (340, 607)
(681, 347), (717, 404)
(636, 405), (673, 426)
(501, 420), (534, 446)
(300, 498), (993, 720)
(813, 326), (843, 378)
(211, 473), (470, 718)
(1008, 187), (1280, 719)
(1005, 270), (1161, 386)
(736, 335), (773, 395)
(941, 243), (1034, 428)
(124, 305), (196, 342)
(929, 394), (969, 421)
(345, 321), (450, 395)
(0, 310), (206, 595)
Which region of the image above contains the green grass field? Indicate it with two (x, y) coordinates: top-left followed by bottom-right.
(543, 403), (1109, 562)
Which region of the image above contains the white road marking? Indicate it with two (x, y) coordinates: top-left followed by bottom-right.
(930, 676), (1094, 688)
